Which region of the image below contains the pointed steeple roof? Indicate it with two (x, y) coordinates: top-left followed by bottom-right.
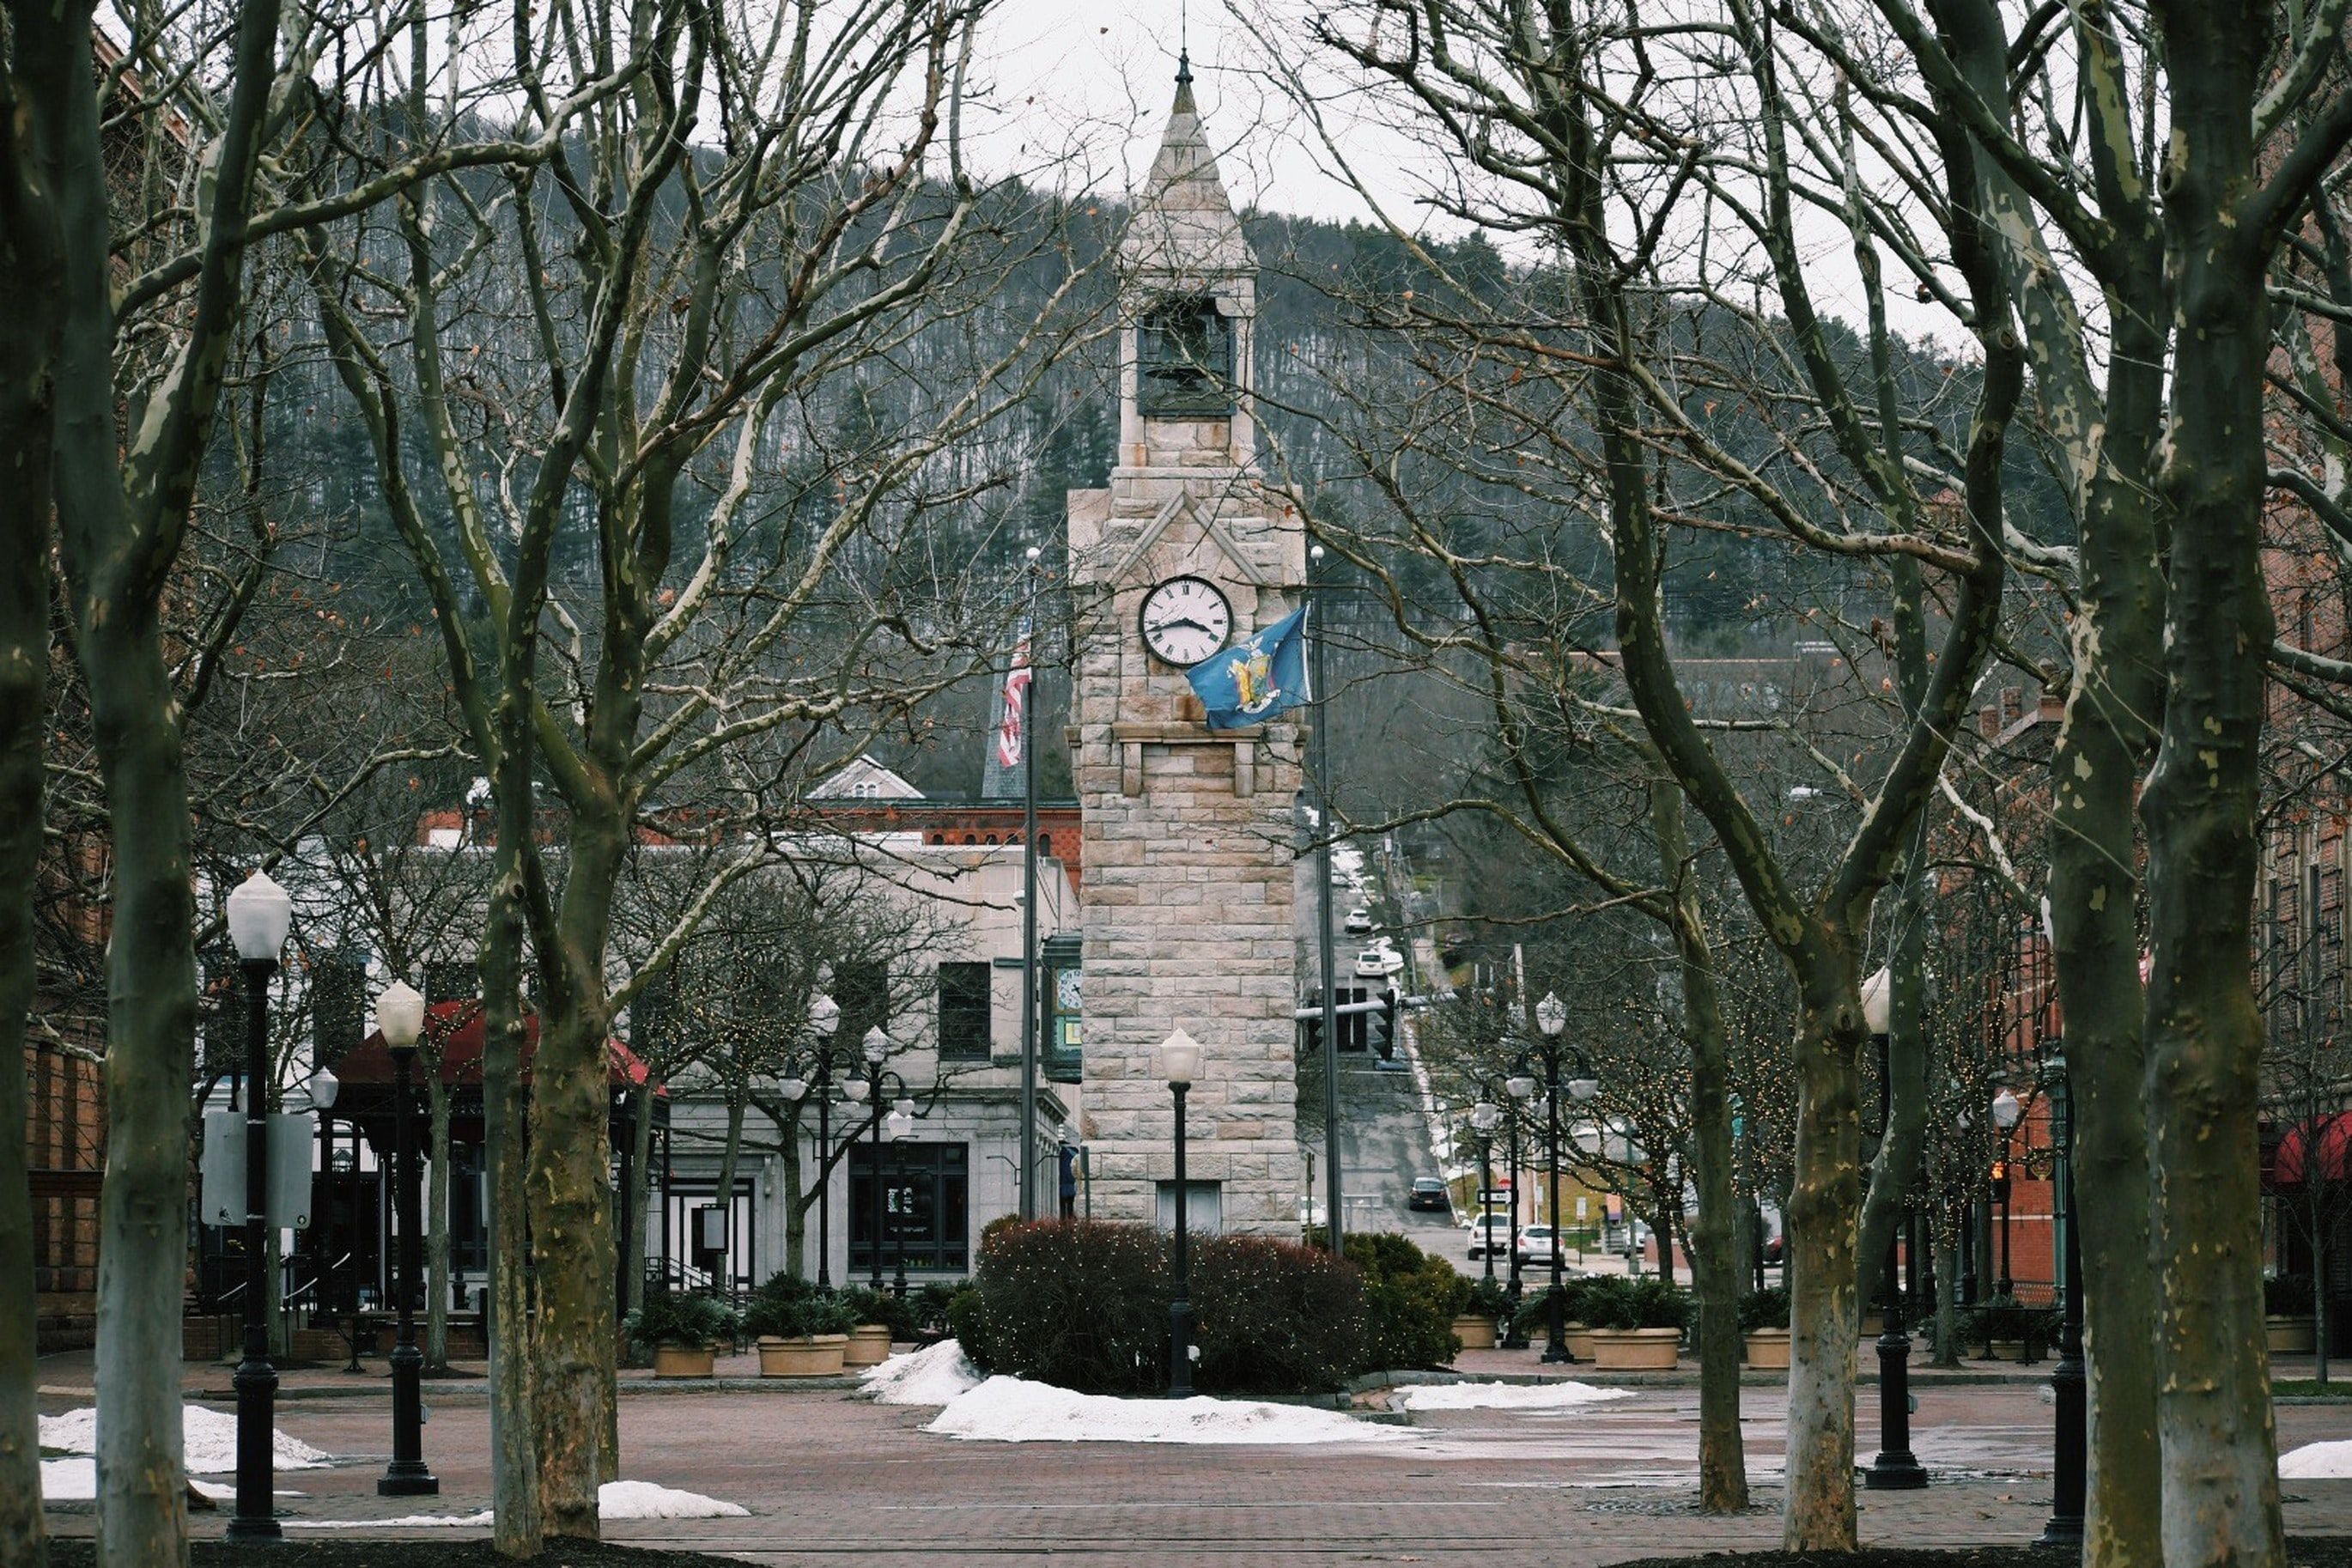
(1120, 57), (1254, 282)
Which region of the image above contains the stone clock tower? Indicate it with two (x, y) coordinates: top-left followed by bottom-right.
(1065, 58), (1305, 1232)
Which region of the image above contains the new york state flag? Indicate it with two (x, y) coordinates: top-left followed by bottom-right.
(1185, 605), (1311, 732)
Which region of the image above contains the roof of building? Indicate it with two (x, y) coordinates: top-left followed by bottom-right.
(1119, 56), (1254, 283)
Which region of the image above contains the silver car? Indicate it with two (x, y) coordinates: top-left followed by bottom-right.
(1516, 1224), (1561, 1267)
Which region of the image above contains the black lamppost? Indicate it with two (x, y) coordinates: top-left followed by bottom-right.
(1862, 967), (1926, 1491)
(1500, 1080), (1529, 1348)
(887, 1100), (917, 1298)
(374, 980), (439, 1498)
(845, 1026), (906, 1293)
(2039, 1051), (2085, 1547)
(1991, 1087), (2021, 1298)
(1470, 1100), (1499, 1285)
(1161, 1029), (1202, 1398)
(226, 870), (293, 1542)
(776, 992), (840, 1288)
(1515, 992), (1593, 1364)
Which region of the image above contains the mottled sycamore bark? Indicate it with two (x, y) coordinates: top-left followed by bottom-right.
(0, 39), (58, 1563)
(1651, 778), (1747, 1512)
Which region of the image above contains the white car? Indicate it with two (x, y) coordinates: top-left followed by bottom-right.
(1516, 1225), (1561, 1267)
(1467, 1214), (1512, 1260)
(1354, 946), (1390, 978)
(1344, 906), (1373, 934)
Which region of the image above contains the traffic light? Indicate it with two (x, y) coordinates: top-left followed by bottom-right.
(1301, 1010), (1322, 1054)
(1368, 988), (1398, 1058)
(1343, 986), (1368, 1052)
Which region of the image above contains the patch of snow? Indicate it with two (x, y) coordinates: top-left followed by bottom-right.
(39, 1405), (330, 1473)
(288, 1511), (495, 1529)
(40, 1457), (94, 1500)
(862, 1340), (982, 1406)
(1393, 1380), (1634, 1412)
(925, 1375), (1409, 1446)
(597, 1480), (750, 1519)
(2282, 1440), (2352, 1479)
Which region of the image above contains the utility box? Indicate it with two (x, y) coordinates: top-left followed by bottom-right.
(199, 1110), (319, 1230)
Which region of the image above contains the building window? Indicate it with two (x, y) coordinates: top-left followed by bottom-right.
(938, 962), (991, 1061)
(849, 1142), (968, 1273)
(835, 960), (889, 1054)
(1155, 1180), (1223, 1237)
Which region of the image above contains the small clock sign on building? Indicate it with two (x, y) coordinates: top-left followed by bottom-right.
(1063, 54), (1307, 1234)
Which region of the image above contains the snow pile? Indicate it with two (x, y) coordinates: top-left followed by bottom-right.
(925, 1376), (1409, 1446)
(39, 1459), (234, 1502)
(289, 1511), (495, 1529)
(2282, 1441), (2352, 1479)
(597, 1480), (750, 1519)
(1393, 1380), (1634, 1413)
(861, 1340), (982, 1406)
(39, 1405), (330, 1473)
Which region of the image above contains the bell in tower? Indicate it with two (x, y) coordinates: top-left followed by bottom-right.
(1118, 52), (1256, 470)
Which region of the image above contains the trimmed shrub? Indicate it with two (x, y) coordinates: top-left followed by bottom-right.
(945, 1285), (993, 1369)
(840, 1285), (922, 1339)
(1739, 1286), (1790, 1333)
(1343, 1232), (1462, 1370)
(2267, 1273), (2318, 1317)
(628, 1291), (738, 1352)
(969, 1219), (1172, 1393)
(1190, 1234), (1368, 1394)
(1463, 1276), (1513, 1320)
(743, 1289), (856, 1340)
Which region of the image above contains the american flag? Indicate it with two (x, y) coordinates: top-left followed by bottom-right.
(996, 620), (1032, 769)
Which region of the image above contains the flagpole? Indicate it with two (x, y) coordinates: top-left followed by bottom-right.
(1018, 547), (1042, 1222)
(1310, 546), (1342, 1259)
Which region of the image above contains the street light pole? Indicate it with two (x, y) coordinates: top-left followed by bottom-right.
(1861, 967), (1926, 1491)
(1991, 1088), (2021, 1299)
(1533, 992), (1577, 1365)
(1161, 1030), (1202, 1398)
(2039, 1052), (2086, 1546)
(1496, 1085), (1533, 1353)
(1471, 1100), (1499, 1286)
(374, 980), (439, 1498)
(849, 1027), (904, 1294)
(226, 871), (292, 1542)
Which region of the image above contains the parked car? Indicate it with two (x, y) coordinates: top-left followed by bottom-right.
(1516, 1224), (1560, 1267)
(1344, 906), (1373, 935)
(1408, 1176), (1449, 1212)
(1467, 1215), (1513, 1260)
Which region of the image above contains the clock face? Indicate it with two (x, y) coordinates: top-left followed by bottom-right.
(1138, 575), (1233, 667)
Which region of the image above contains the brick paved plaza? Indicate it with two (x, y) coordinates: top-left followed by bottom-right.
(36, 1350), (2352, 1566)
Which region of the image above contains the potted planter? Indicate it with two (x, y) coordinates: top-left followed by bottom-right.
(1741, 1288), (1790, 1369)
(1985, 1338), (2027, 1363)
(757, 1332), (849, 1377)
(744, 1276), (859, 1376)
(1588, 1327), (1682, 1369)
(1742, 1328), (1791, 1369)
(2266, 1276), (2318, 1355)
(836, 1288), (901, 1366)
(1451, 1314), (1499, 1352)
(845, 1324), (895, 1365)
(628, 1291), (738, 1381)
(1564, 1322), (1599, 1360)
(1577, 1275), (1687, 1370)
(653, 1342), (720, 1379)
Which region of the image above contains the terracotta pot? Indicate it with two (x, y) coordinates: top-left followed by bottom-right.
(843, 1324), (895, 1365)
(1742, 1328), (1791, 1370)
(652, 1342), (717, 1379)
(1563, 1322), (1598, 1361)
(1451, 1315), (1498, 1352)
(1588, 1327), (1680, 1370)
(1985, 1337), (2027, 1363)
(2267, 1315), (2318, 1355)
(1860, 1310), (1885, 1338)
(757, 1333), (848, 1377)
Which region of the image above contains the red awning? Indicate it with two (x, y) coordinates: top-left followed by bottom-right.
(337, 1000), (660, 1094)
(2272, 1113), (2352, 1188)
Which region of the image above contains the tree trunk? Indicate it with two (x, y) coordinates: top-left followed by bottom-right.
(531, 817), (626, 1540)
(1782, 992), (1864, 1550)
(1652, 776), (1747, 1511)
(713, 1094), (748, 1290)
(483, 783), (541, 1556)
(623, 1085), (654, 1314)
(2140, 9), (2286, 1561)
(426, 1073), (452, 1371)
(0, 142), (55, 1555)
(1930, 1228), (1961, 1370)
